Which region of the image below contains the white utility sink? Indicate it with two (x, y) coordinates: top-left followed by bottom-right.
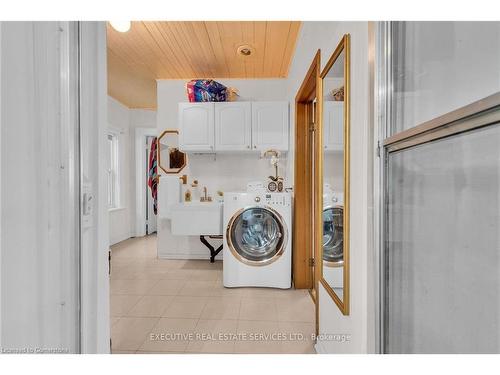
(170, 201), (223, 236)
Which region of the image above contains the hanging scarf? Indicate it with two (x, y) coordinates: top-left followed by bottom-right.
(148, 137), (158, 215)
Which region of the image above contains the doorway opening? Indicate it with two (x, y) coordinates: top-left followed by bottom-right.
(135, 128), (158, 238)
(145, 135), (157, 235)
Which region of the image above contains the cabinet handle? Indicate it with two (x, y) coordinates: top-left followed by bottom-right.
(253, 145), (257, 149)
(247, 145), (250, 149)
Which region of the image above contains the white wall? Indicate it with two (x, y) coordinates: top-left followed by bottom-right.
(286, 21), (374, 354)
(107, 96), (156, 245)
(157, 79), (288, 129)
(156, 79), (289, 259)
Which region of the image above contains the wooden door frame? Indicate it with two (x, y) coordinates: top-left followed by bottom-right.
(293, 50), (321, 292)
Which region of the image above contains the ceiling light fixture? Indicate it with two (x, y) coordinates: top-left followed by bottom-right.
(109, 21), (131, 33)
(237, 45), (254, 57)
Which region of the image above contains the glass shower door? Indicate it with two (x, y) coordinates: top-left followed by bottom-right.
(380, 20), (500, 354)
(384, 123), (500, 353)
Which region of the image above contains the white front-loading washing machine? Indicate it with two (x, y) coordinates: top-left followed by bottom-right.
(322, 184), (344, 287)
(223, 191), (292, 289)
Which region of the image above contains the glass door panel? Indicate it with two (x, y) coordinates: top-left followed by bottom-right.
(385, 122), (500, 353)
(390, 21), (500, 135)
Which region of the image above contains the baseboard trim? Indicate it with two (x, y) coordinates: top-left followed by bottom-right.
(109, 232), (133, 246)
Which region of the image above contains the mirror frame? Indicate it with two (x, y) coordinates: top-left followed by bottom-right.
(157, 129), (187, 174)
(318, 34), (350, 315)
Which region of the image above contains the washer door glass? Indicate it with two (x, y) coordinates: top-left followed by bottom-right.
(323, 206), (343, 264)
(229, 207), (285, 264)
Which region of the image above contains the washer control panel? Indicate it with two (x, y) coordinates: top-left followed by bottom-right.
(263, 193), (291, 207)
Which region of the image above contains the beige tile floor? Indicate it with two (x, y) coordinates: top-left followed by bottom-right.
(110, 234), (316, 354)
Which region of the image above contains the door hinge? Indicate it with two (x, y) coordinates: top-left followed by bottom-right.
(312, 98), (317, 124)
(309, 258), (315, 267)
(309, 122), (316, 133)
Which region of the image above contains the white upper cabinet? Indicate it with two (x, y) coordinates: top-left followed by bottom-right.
(251, 101), (289, 151)
(323, 101), (344, 151)
(178, 101), (289, 153)
(214, 102), (252, 151)
(179, 103), (215, 152)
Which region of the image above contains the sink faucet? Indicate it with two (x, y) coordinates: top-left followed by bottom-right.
(201, 186), (212, 202)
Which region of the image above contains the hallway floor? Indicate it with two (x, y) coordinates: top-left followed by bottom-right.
(110, 235), (316, 354)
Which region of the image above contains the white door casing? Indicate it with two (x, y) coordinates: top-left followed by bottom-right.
(78, 21), (110, 354)
(135, 127), (157, 237)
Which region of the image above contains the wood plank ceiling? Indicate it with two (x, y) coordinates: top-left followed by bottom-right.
(107, 21), (302, 109)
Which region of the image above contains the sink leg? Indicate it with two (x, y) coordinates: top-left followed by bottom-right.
(199, 235), (223, 263)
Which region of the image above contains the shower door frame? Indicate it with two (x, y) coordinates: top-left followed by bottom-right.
(376, 21), (500, 353)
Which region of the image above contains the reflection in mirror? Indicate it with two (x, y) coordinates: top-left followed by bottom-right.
(320, 34), (349, 314)
(158, 130), (187, 174)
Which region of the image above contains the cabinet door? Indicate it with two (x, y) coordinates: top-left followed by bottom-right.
(178, 103), (215, 152)
(324, 101), (344, 151)
(214, 102), (252, 151)
(251, 101), (289, 151)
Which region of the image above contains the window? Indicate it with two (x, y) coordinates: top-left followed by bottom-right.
(107, 132), (120, 209)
